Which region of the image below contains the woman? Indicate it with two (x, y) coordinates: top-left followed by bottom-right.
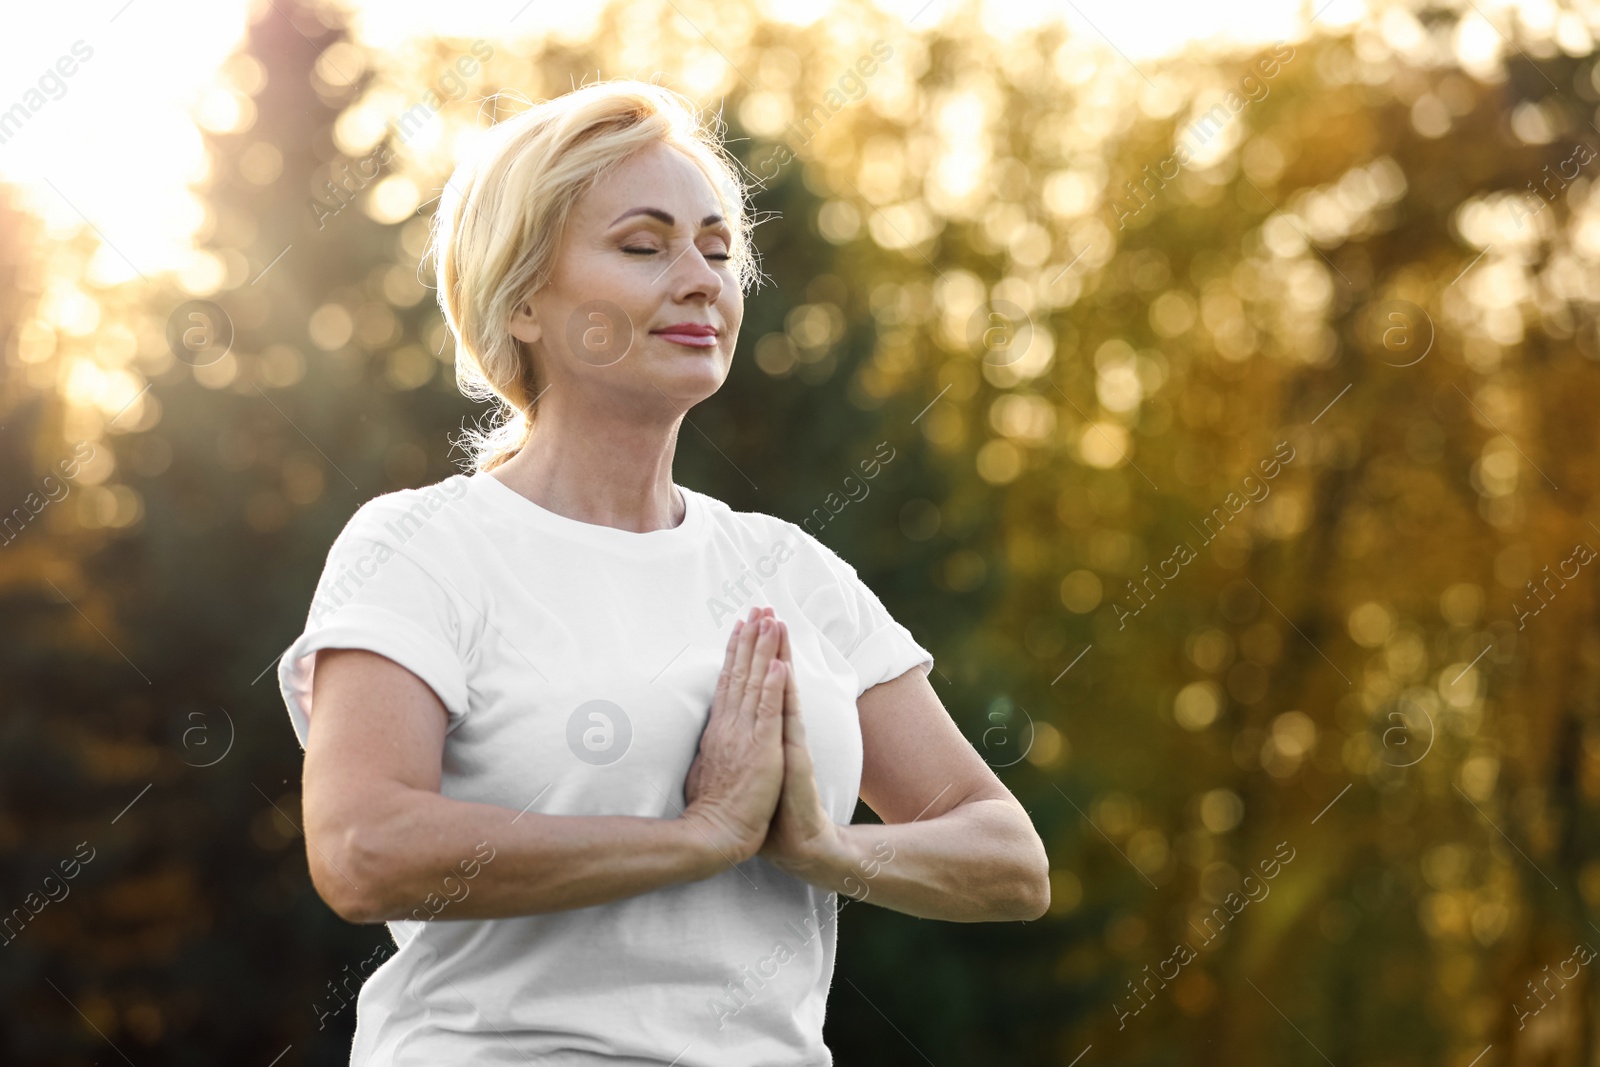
(279, 78), (1049, 1065)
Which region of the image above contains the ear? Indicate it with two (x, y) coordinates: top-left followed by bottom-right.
(508, 296), (543, 345)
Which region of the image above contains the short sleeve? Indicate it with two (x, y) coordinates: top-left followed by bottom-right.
(277, 505), (472, 749)
(794, 528), (933, 698)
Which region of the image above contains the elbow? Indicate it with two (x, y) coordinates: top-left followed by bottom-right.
(307, 820), (390, 924)
(964, 796), (1052, 921)
(1006, 861), (1051, 921)
(1019, 869), (1051, 921)
(1006, 827), (1052, 922)
(329, 888), (384, 926)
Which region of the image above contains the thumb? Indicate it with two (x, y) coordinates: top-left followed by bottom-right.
(780, 651), (810, 756)
(754, 658), (787, 753)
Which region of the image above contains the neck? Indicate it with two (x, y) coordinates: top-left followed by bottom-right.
(488, 394), (686, 533)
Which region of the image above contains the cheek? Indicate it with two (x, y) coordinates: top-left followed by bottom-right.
(721, 296), (743, 342)
(561, 261), (649, 350)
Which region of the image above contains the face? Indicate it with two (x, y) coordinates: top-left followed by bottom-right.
(509, 140), (743, 415)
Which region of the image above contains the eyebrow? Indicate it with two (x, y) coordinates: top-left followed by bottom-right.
(609, 207), (727, 230)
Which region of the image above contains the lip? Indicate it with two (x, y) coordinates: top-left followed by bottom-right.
(650, 323), (719, 348)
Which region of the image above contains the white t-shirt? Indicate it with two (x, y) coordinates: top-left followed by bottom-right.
(277, 471), (934, 1066)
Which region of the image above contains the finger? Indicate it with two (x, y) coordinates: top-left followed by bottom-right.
(728, 613), (762, 709)
(781, 652), (810, 752)
(775, 618), (792, 665)
(759, 657), (785, 717)
(754, 657), (786, 741)
(739, 618), (782, 720)
(729, 607), (773, 717)
(778, 665), (825, 821)
(731, 616), (768, 720)
(713, 621), (744, 704)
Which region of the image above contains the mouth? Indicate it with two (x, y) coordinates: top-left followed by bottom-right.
(650, 324), (719, 349)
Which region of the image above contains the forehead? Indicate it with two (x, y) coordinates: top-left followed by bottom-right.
(577, 142), (725, 221)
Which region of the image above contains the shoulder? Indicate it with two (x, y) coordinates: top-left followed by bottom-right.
(689, 488), (785, 541)
(687, 488), (853, 580)
(331, 474), (477, 558)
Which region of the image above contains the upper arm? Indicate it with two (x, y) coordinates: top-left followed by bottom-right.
(856, 666), (1017, 824)
(302, 648), (449, 920)
(278, 501), (475, 919)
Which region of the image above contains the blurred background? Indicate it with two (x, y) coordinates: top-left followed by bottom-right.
(4, 0), (1600, 1062)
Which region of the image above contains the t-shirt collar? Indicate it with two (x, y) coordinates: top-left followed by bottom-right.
(467, 471), (707, 553)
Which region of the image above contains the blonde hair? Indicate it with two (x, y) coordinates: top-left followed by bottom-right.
(428, 79), (760, 473)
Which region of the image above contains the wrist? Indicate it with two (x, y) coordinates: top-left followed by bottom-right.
(677, 809), (752, 880)
(781, 822), (860, 889)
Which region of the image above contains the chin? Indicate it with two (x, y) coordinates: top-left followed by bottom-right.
(637, 355), (724, 406)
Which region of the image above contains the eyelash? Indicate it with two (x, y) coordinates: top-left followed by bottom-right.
(622, 245), (731, 261)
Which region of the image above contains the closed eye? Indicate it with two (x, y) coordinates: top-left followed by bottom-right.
(623, 246), (732, 261)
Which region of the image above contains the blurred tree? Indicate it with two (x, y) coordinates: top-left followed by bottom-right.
(8, 0), (1600, 1064)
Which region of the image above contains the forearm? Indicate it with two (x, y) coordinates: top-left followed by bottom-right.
(323, 786), (729, 923)
(791, 798), (1050, 922)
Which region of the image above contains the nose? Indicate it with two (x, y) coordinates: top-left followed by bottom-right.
(660, 241), (724, 306)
